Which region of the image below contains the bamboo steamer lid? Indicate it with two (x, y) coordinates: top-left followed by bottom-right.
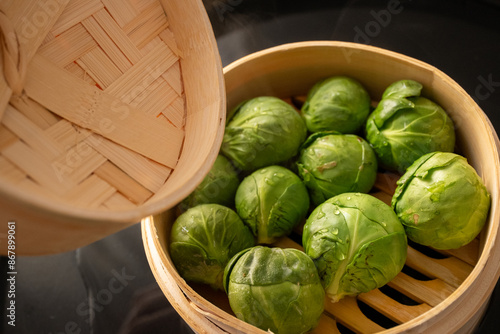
(0, 0), (225, 255)
(142, 42), (500, 333)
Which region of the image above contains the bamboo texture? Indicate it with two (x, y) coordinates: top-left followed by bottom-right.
(0, 0), (186, 211)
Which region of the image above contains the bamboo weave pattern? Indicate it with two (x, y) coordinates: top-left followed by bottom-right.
(0, 0), (186, 211)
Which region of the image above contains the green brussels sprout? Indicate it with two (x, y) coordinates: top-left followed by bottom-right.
(301, 76), (371, 134)
(169, 204), (255, 290)
(223, 246), (325, 334)
(297, 132), (378, 207)
(365, 79), (455, 173)
(303, 193), (407, 303)
(221, 96), (307, 172)
(180, 155), (240, 211)
(392, 152), (491, 249)
(235, 165), (309, 244)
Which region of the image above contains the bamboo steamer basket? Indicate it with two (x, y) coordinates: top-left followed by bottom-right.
(0, 0), (225, 255)
(142, 41), (500, 333)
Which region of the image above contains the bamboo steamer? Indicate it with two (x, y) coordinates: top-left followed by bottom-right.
(142, 41), (500, 333)
(0, 0), (225, 255)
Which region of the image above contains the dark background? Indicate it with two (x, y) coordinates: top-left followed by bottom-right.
(2, 0), (500, 333)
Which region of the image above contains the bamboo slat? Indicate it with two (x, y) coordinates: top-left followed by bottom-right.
(122, 1), (168, 49)
(357, 289), (433, 324)
(92, 8), (143, 63)
(405, 247), (474, 289)
(85, 133), (172, 193)
(100, 192), (137, 210)
(9, 95), (60, 129)
(100, 0), (138, 27)
(325, 297), (385, 333)
(65, 173), (116, 208)
(77, 47), (123, 89)
(94, 161), (153, 204)
(38, 23), (98, 68)
(387, 272), (455, 307)
(82, 15), (133, 72)
(51, 0), (104, 36)
(312, 314), (341, 334)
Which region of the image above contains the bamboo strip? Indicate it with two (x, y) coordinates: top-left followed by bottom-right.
(162, 95), (185, 129)
(65, 174), (116, 208)
(2, 105), (63, 160)
(65, 62), (99, 86)
(40, 30), (56, 48)
(405, 246), (474, 288)
(17, 177), (60, 201)
(25, 54), (184, 168)
(387, 272), (455, 307)
(82, 15), (133, 73)
(93, 8), (143, 64)
(51, 0), (104, 36)
(122, 1), (169, 49)
(0, 156), (25, 184)
(137, 80), (179, 117)
(85, 133), (172, 193)
(105, 41), (178, 103)
(100, 192), (137, 210)
(159, 28), (183, 58)
(0, 124), (17, 151)
(94, 161), (153, 204)
(9, 95), (60, 130)
(2, 141), (75, 196)
(38, 23), (98, 68)
(312, 314), (341, 334)
(162, 60), (183, 95)
(438, 238), (479, 266)
(140, 36), (163, 56)
(44, 120), (93, 149)
(51, 142), (107, 185)
(130, 0), (158, 12)
(129, 76), (166, 109)
(77, 47), (123, 89)
(324, 297), (385, 333)
(358, 288), (433, 324)
(101, 0), (139, 27)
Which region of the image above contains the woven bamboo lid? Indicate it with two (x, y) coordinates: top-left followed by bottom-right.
(0, 0), (225, 255)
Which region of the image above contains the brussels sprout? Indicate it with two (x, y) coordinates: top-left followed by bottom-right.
(221, 96), (307, 172)
(303, 193), (407, 303)
(365, 79), (455, 173)
(301, 76), (371, 134)
(180, 155), (240, 211)
(297, 132), (378, 207)
(235, 165), (309, 244)
(392, 152), (490, 249)
(223, 246), (325, 334)
(169, 204), (255, 290)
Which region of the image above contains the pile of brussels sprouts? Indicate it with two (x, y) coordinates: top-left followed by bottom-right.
(169, 77), (490, 334)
